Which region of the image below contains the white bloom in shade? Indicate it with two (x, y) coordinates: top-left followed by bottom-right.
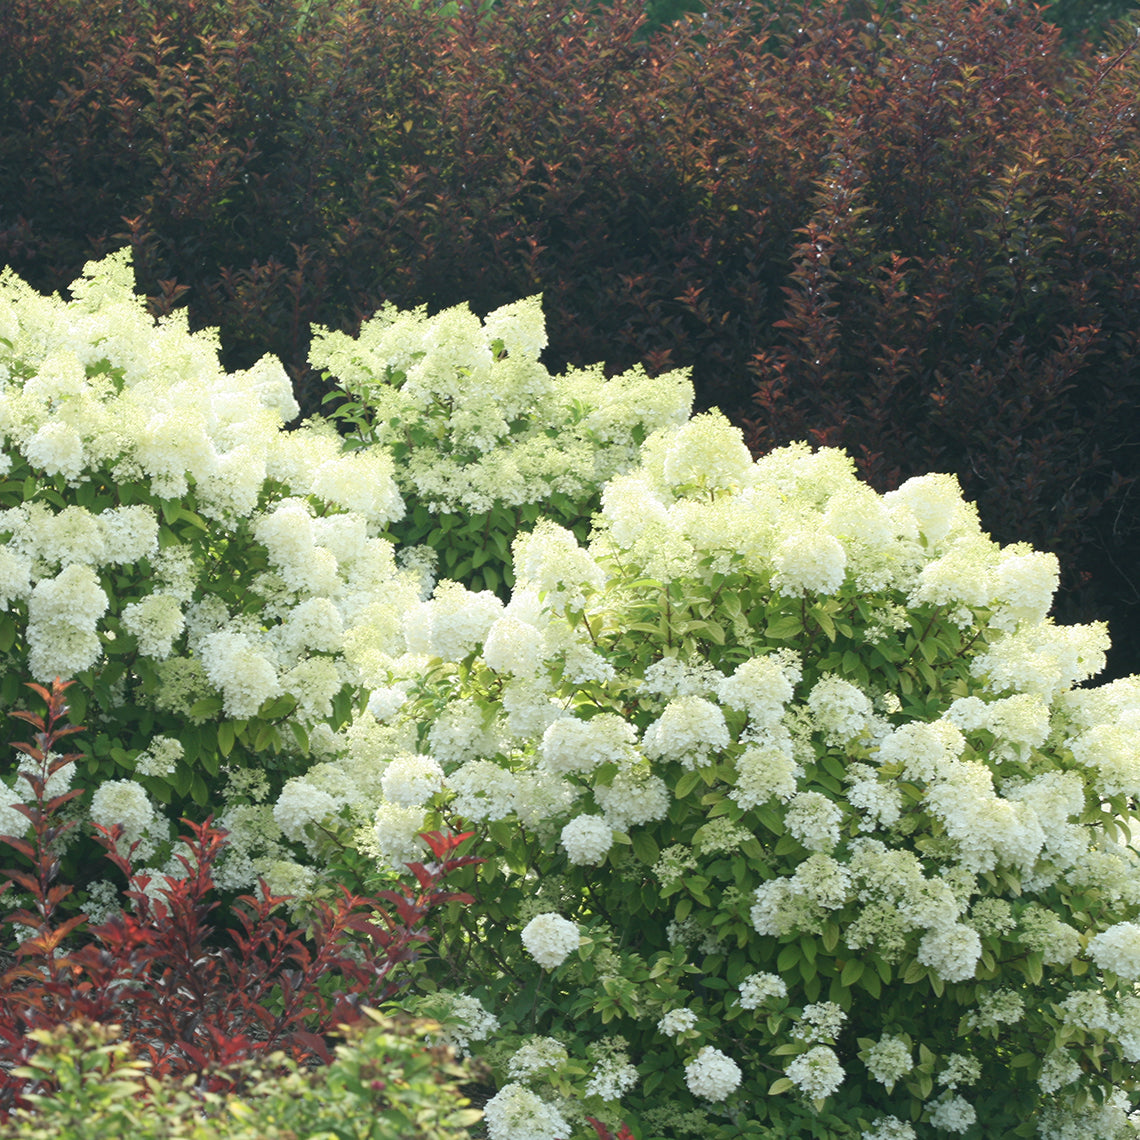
(1088, 922), (1140, 981)
(684, 1046), (742, 1101)
(642, 696), (729, 768)
(784, 791), (843, 852)
(0, 784), (27, 838)
(864, 1035), (913, 1090)
(785, 1045), (845, 1101)
(274, 779), (337, 844)
(807, 675), (874, 745)
(584, 1044), (639, 1102)
(371, 801), (427, 868)
(926, 1092), (976, 1133)
(861, 1117), (916, 1140)
(917, 923), (981, 983)
(594, 765), (670, 829)
(771, 531), (846, 596)
(1037, 1050), (1081, 1094)
(520, 912), (580, 970)
(89, 779), (155, 847)
(507, 1037), (568, 1079)
(381, 754), (444, 807)
(658, 1008), (698, 1038)
(482, 1083), (569, 1140)
(443, 993), (500, 1057)
(560, 815), (613, 865)
(794, 1002), (847, 1043)
(121, 593), (184, 659)
(737, 972), (787, 1009)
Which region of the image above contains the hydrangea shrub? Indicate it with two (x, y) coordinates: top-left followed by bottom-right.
(0, 251), (688, 900)
(298, 415), (1140, 1139)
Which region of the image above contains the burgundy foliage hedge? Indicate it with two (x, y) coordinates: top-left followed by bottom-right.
(1, 0), (1139, 670)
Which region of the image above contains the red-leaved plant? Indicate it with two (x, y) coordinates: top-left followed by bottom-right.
(0, 677), (482, 1121)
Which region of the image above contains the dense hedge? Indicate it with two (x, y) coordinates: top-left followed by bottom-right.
(2, 0), (1140, 671)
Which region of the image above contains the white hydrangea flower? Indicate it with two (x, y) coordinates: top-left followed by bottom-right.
(482, 614), (548, 677)
(448, 759), (519, 822)
(134, 735), (183, 778)
(419, 579), (504, 661)
(24, 419), (85, 481)
(884, 472), (974, 546)
(367, 684), (409, 723)
(683, 1045), (742, 1101)
(482, 1083), (569, 1140)
(1037, 1050), (1082, 1094)
(1088, 922), (1140, 981)
(513, 521), (605, 611)
(658, 1008), (698, 1038)
(373, 801), (428, 869)
(785, 1045), (845, 1101)
(482, 294), (547, 357)
(864, 1035), (913, 1090)
(807, 675), (874, 745)
(845, 763), (902, 831)
(89, 779), (155, 851)
(199, 628), (281, 719)
(274, 778), (338, 844)
(560, 815), (613, 865)
(583, 1044), (639, 1102)
(507, 1036), (568, 1080)
(381, 753), (444, 808)
(520, 912), (580, 970)
(916, 922), (982, 983)
(642, 695), (729, 769)
(443, 993), (500, 1057)
(937, 1053), (981, 1090)
(594, 765), (670, 829)
(784, 791), (844, 853)
(660, 412), (753, 494)
(731, 741), (801, 809)
(771, 531), (846, 597)
(737, 972), (787, 1009)
(121, 593), (184, 659)
(926, 1092), (976, 1134)
(540, 713), (638, 776)
(717, 651), (801, 727)
(861, 1117), (917, 1140)
(26, 562), (108, 680)
(793, 1002), (847, 1043)
(0, 783), (27, 838)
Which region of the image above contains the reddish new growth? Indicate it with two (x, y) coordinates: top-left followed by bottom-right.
(0, 677), (482, 1120)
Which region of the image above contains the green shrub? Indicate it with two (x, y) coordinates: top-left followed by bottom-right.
(2, 1011), (481, 1140)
